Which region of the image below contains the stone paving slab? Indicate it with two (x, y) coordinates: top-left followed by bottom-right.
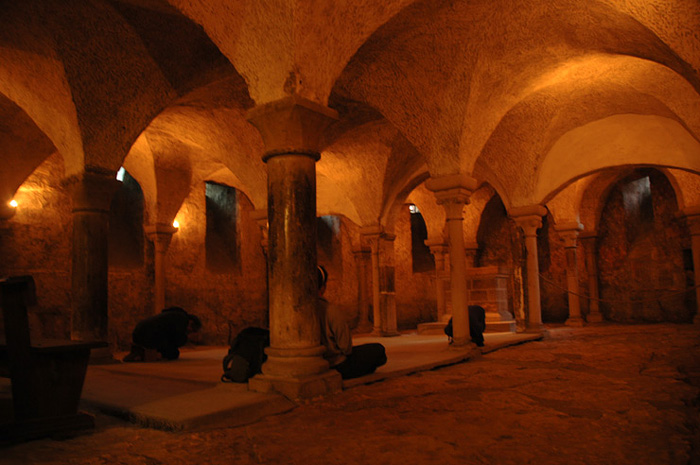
(78, 331), (542, 431)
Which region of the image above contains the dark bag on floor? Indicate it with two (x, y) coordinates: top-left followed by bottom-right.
(221, 327), (270, 383)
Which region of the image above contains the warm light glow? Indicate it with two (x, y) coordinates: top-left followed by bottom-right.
(172, 220), (180, 228)
(116, 167), (126, 182)
(9, 199), (18, 208)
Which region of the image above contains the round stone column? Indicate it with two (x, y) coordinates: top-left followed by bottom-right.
(246, 96), (341, 399)
(361, 225), (383, 336)
(555, 222), (584, 327)
(511, 205), (547, 333)
(67, 169), (120, 343)
(353, 246), (373, 333)
(580, 231), (603, 323)
(426, 174), (477, 348)
(145, 223), (178, 315)
(425, 240), (448, 322)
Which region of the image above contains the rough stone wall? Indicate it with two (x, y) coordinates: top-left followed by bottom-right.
(394, 206), (436, 329)
(165, 180), (268, 346)
(0, 156), (270, 348)
(537, 215), (572, 323)
(0, 153), (72, 339)
(597, 170), (693, 323)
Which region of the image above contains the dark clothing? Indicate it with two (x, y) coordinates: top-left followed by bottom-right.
(444, 305), (486, 347)
(318, 297), (387, 379)
(132, 308), (193, 360)
(334, 343), (387, 379)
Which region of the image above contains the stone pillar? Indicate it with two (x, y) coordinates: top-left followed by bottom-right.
(511, 205), (547, 333)
(362, 225), (383, 335)
(379, 233), (400, 336)
(246, 96), (341, 399)
(250, 209), (269, 256)
(145, 223), (178, 315)
(426, 174), (477, 347)
(352, 247), (372, 333)
(67, 169), (120, 345)
(425, 240), (448, 322)
(682, 208), (700, 324)
(555, 222), (584, 327)
(580, 231), (603, 323)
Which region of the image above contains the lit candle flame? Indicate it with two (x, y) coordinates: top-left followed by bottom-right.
(172, 220), (179, 228)
(9, 199), (18, 208)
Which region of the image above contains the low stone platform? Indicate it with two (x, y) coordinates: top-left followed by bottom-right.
(86, 331), (543, 430)
(0, 330), (543, 433)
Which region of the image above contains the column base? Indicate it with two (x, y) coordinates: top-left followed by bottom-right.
(525, 323), (545, 333)
(565, 317), (585, 327)
(587, 313), (604, 323)
(380, 330), (401, 337)
(248, 370), (342, 400)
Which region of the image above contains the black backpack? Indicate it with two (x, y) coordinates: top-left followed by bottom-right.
(221, 327), (270, 383)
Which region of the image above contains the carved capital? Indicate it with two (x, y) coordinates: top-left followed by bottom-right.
(425, 174), (477, 220)
(512, 215), (543, 236)
(145, 223), (178, 252)
(510, 205), (547, 237)
(246, 96), (338, 162)
(554, 222), (583, 248)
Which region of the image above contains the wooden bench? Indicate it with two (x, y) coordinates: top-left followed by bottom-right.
(0, 275), (107, 443)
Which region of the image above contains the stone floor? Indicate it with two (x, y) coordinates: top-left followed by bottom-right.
(3, 323), (699, 465)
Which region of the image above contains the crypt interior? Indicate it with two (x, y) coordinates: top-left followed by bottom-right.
(0, 0), (700, 402)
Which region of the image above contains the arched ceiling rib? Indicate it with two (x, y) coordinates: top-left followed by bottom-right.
(536, 115), (700, 205)
(0, 94), (56, 204)
(166, 0), (416, 105)
(320, 119), (425, 227)
(475, 55), (700, 207)
(333, 0), (700, 177)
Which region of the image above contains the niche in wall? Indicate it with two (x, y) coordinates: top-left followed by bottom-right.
(109, 169), (144, 268)
(409, 204), (434, 273)
(205, 181), (241, 273)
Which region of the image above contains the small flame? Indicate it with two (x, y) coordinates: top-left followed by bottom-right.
(9, 199), (18, 208)
(172, 220), (180, 228)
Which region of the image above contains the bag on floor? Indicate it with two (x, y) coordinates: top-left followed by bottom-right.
(221, 327), (270, 383)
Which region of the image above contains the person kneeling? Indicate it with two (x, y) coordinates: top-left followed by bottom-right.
(317, 265), (387, 379)
(123, 307), (201, 362)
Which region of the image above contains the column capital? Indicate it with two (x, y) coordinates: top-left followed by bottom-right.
(510, 205), (547, 236)
(352, 246), (371, 256)
(360, 224), (384, 237)
(246, 96), (338, 162)
(579, 230), (598, 240)
(424, 239), (447, 255)
(425, 174), (477, 220)
(65, 168), (121, 213)
(145, 222), (178, 238)
(554, 222), (583, 248)
(464, 241), (480, 251)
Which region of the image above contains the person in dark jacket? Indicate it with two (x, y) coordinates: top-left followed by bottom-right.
(123, 307), (201, 362)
